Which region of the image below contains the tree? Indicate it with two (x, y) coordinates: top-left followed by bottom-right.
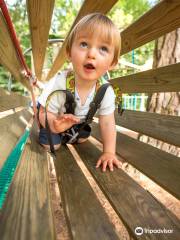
(0, 0), (30, 93)
(108, 0), (155, 78)
(139, 29), (180, 157)
(52, 0), (81, 38)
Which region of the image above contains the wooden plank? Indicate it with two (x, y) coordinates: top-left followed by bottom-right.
(55, 146), (120, 240)
(0, 109), (32, 168)
(115, 109), (180, 147)
(121, 0), (180, 55)
(46, 0), (118, 80)
(0, 88), (30, 112)
(91, 122), (180, 199)
(110, 62), (180, 93)
(0, 13), (30, 89)
(0, 123), (56, 240)
(27, 0), (55, 80)
(75, 141), (180, 240)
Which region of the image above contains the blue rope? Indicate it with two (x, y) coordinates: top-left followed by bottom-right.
(0, 129), (30, 209)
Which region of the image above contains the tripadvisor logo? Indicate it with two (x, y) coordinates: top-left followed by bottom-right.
(135, 227), (143, 235)
(135, 226), (174, 235)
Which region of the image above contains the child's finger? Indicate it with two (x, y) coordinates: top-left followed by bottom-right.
(64, 114), (76, 119)
(96, 159), (102, 168)
(63, 114), (80, 122)
(73, 118), (80, 123)
(54, 118), (65, 124)
(108, 162), (114, 171)
(102, 161), (108, 172)
(57, 114), (72, 120)
(114, 159), (122, 169)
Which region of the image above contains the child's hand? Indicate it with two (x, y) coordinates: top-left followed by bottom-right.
(96, 152), (122, 172)
(53, 114), (80, 133)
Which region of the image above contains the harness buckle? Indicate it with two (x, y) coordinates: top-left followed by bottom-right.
(65, 127), (79, 144)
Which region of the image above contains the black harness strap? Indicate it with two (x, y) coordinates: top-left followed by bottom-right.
(64, 90), (76, 114)
(45, 112), (56, 155)
(85, 83), (110, 124)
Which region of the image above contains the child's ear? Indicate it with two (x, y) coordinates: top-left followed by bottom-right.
(108, 61), (117, 71)
(66, 51), (71, 61)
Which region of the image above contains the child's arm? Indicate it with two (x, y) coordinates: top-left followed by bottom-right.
(38, 105), (80, 133)
(96, 113), (122, 172)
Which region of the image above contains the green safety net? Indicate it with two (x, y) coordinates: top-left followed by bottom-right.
(0, 129), (30, 209)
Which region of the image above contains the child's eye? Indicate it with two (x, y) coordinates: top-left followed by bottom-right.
(80, 42), (88, 48)
(100, 46), (109, 53)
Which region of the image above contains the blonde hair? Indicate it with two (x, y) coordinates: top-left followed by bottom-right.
(66, 13), (121, 65)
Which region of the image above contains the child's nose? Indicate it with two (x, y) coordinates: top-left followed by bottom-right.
(87, 47), (96, 59)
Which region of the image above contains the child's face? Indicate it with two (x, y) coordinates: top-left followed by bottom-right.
(68, 31), (115, 83)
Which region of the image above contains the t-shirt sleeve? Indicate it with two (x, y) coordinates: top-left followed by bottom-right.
(98, 85), (116, 115)
(38, 72), (66, 109)
(38, 77), (56, 107)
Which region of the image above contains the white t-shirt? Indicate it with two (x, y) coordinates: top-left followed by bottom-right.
(38, 71), (115, 121)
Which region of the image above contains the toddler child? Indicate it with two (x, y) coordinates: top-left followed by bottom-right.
(38, 13), (122, 172)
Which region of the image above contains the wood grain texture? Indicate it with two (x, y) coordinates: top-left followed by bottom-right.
(75, 141), (180, 240)
(55, 145), (120, 240)
(120, 0), (180, 55)
(27, 0), (55, 80)
(46, 0), (118, 80)
(0, 88), (30, 112)
(91, 122), (180, 199)
(114, 109), (180, 147)
(0, 109), (32, 168)
(0, 13), (30, 89)
(0, 123), (55, 240)
(110, 62), (180, 93)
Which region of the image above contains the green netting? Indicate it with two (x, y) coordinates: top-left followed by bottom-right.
(0, 129), (30, 209)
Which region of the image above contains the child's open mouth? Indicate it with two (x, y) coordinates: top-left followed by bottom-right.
(84, 63), (95, 70)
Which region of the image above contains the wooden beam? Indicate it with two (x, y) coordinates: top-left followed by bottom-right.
(110, 62), (180, 93)
(55, 146), (120, 240)
(0, 123), (56, 240)
(0, 109), (32, 168)
(120, 0), (180, 55)
(26, 0), (55, 80)
(0, 13), (30, 89)
(75, 141), (180, 239)
(91, 122), (180, 200)
(46, 0), (118, 80)
(0, 88), (30, 112)
(115, 109), (180, 147)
